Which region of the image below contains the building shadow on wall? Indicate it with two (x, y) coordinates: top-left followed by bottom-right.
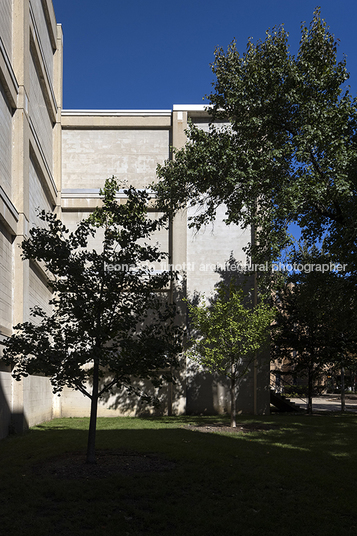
(0, 363), (28, 439)
(87, 255), (269, 417)
(96, 280), (187, 417)
(98, 379), (171, 416)
(185, 253), (268, 415)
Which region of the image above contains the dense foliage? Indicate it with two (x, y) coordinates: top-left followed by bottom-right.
(186, 282), (274, 426)
(272, 244), (357, 412)
(154, 8), (357, 274)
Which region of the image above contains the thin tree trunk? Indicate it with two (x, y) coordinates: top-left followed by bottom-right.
(86, 358), (99, 464)
(307, 368), (313, 414)
(341, 365), (345, 412)
(230, 375), (236, 428)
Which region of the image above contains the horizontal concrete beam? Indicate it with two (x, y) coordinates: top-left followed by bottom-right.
(61, 112), (172, 130)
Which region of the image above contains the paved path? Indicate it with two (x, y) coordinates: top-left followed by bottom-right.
(293, 395), (357, 413)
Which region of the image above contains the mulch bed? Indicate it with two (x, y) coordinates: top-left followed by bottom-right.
(32, 450), (176, 479)
(31, 423), (277, 479)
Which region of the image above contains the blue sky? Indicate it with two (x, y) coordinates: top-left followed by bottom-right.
(53, 0), (357, 110)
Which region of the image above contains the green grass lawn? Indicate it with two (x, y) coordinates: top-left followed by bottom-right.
(0, 413), (356, 536)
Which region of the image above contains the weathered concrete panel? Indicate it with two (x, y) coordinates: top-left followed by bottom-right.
(0, 0), (12, 61)
(62, 129), (170, 190)
(59, 381), (172, 418)
(30, 0), (54, 84)
(29, 261), (52, 320)
(0, 222), (13, 334)
(0, 370), (12, 439)
(29, 158), (53, 229)
(29, 53), (53, 171)
(23, 374), (53, 427)
(0, 82), (12, 199)
(186, 204), (250, 299)
(62, 208), (169, 269)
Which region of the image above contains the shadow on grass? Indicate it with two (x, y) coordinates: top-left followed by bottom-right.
(1, 415), (357, 536)
(29, 412), (357, 459)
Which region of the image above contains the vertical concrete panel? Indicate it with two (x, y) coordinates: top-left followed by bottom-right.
(22, 374), (53, 427)
(0, 222), (13, 333)
(29, 53), (53, 171)
(28, 262), (52, 319)
(0, 82), (12, 199)
(0, 371), (12, 439)
(30, 0), (54, 83)
(186, 204), (251, 299)
(0, 0), (12, 61)
(182, 113), (267, 415)
(28, 158), (52, 228)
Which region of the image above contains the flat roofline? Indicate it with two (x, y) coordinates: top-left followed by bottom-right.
(173, 104), (210, 111)
(62, 110), (172, 116)
(62, 105), (211, 116)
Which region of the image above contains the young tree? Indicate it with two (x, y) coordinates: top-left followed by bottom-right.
(154, 8), (357, 274)
(272, 244), (357, 412)
(3, 178), (182, 463)
(186, 283), (274, 427)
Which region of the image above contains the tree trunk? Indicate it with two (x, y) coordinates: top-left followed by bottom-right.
(86, 358), (99, 464)
(307, 368), (313, 414)
(341, 366), (345, 412)
(230, 375), (236, 428)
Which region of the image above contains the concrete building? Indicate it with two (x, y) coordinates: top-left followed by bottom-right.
(0, 0), (269, 439)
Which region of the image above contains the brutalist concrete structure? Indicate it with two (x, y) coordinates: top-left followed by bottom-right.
(0, 1), (269, 438)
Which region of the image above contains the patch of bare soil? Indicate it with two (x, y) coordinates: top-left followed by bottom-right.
(184, 422), (279, 434)
(32, 450), (176, 479)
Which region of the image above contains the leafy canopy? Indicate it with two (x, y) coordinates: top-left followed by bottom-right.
(186, 282), (274, 425)
(187, 283), (273, 377)
(3, 178), (182, 411)
(272, 242), (357, 411)
(154, 8), (357, 270)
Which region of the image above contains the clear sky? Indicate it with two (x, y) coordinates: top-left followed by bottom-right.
(52, 0), (357, 111)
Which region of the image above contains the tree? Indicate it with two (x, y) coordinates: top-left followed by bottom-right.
(186, 282), (274, 427)
(3, 178), (182, 463)
(272, 243), (357, 412)
(154, 8), (357, 275)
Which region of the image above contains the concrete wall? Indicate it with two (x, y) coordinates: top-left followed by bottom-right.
(0, 222), (13, 335)
(29, 52), (54, 171)
(0, 2), (269, 439)
(0, 369), (54, 437)
(186, 204), (251, 298)
(29, 158), (53, 228)
(23, 374), (53, 427)
(58, 107), (269, 417)
(0, 370), (12, 439)
(0, 82), (12, 198)
(29, 262), (53, 319)
(173, 107), (270, 415)
(30, 0), (55, 85)
(0, 0), (61, 437)
(0, 0), (12, 61)
(62, 126), (170, 190)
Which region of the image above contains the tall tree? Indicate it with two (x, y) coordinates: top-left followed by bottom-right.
(3, 178), (182, 463)
(154, 8), (357, 274)
(186, 282), (274, 426)
(272, 243), (357, 412)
